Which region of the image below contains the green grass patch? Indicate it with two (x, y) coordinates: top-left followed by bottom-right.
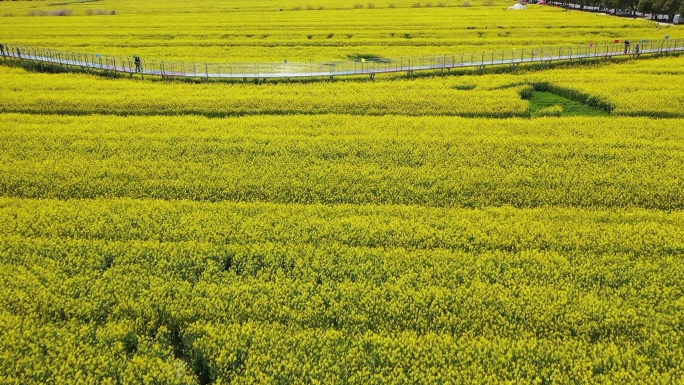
(529, 91), (608, 117)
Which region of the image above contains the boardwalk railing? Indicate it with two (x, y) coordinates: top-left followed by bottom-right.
(1, 39), (682, 80)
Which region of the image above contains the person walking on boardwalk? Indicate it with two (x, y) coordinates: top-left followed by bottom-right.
(634, 44), (640, 54)
(0, 44), (5, 56)
(624, 40), (630, 54)
(134, 55), (142, 73)
(15, 47), (21, 57)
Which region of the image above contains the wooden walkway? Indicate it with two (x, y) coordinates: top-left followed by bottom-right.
(1, 39), (682, 80)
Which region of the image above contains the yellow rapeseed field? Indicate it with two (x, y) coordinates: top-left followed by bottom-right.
(1, 0), (683, 383)
(0, 0), (680, 61)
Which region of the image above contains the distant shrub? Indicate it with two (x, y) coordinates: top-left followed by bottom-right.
(388, 2), (397, 7)
(455, 84), (478, 90)
(518, 85), (534, 99)
(307, 34), (313, 39)
(354, 3), (364, 8)
(86, 9), (116, 15)
(292, 6), (302, 10)
(49, 9), (73, 16)
(327, 33), (335, 39)
(368, 2), (375, 8)
(30, 9), (77, 16)
(461, 1), (472, 6)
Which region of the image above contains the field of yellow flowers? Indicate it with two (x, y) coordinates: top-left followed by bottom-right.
(1, 0), (684, 383)
(0, 0), (680, 61)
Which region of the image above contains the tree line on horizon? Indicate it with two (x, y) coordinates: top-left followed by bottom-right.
(548, 0), (684, 21)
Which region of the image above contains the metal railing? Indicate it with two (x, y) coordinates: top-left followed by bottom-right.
(0, 39), (681, 80)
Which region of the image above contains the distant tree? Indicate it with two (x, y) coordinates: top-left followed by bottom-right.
(654, 0), (680, 19)
(637, 0), (655, 15)
(602, 0), (637, 11)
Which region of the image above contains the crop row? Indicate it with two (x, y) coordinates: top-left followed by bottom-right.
(1, 198), (683, 383)
(0, 66), (527, 118)
(1, 113), (684, 209)
(3, 197), (684, 254)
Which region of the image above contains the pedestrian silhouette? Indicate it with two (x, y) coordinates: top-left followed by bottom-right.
(134, 55), (142, 73)
(16, 47), (21, 57)
(624, 40), (630, 54)
(0, 44), (5, 56)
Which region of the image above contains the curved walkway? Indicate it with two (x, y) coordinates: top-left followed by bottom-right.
(1, 39), (682, 80)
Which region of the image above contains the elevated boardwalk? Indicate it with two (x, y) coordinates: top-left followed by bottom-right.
(1, 39), (682, 80)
